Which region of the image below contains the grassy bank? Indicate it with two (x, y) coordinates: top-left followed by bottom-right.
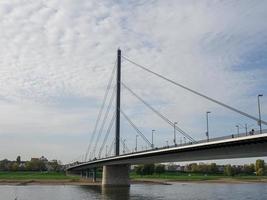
(0, 171), (79, 180)
(130, 172), (267, 182)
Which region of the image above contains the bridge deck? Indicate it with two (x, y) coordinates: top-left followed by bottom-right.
(68, 133), (267, 171)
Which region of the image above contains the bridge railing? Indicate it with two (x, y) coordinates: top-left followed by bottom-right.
(77, 129), (267, 164)
(198, 129), (267, 144)
(108, 129), (267, 158)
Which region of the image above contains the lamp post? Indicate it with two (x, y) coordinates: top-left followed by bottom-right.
(236, 125), (240, 137)
(238, 123), (253, 136)
(166, 140), (169, 147)
(151, 130), (155, 149)
(206, 111), (211, 142)
(258, 94), (263, 134)
(174, 122), (177, 146)
(135, 135), (139, 152)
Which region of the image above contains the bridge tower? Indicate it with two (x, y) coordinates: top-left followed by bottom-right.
(115, 49), (121, 156)
(102, 49), (130, 186)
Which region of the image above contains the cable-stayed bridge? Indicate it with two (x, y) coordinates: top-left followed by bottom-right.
(67, 49), (267, 186)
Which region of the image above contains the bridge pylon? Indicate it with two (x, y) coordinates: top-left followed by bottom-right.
(115, 49), (121, 156)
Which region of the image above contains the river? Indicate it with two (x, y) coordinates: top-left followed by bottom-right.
(0, 183), (267, 200)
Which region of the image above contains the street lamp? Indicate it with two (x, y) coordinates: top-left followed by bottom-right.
(166, 140), (169, 147)
(238, 123), (253, 136)
(135, 135), (139, 152)
(206, 111), (211, 142)
(236, 125), (240, 136)
(151, 130), (155, 149)
(173, 122), (178, 146)
(258, 94), (263, 134)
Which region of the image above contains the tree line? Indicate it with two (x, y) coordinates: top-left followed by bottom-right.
(134, 164), (165, 176)
(134, 159), (266, 176)
(187, 159), (265, 176)
(0, 156), (62, 172)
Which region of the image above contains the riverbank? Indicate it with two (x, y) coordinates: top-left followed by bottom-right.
(0, 179), (101, 186)
(0, 172), (266, 185)
(0, 172), (87, 185)
(131, 174), (267, 184)
(1, 178), (267, 186)
(132, 177), (267, 184)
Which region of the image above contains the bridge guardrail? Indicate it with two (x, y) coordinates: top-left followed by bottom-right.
(69, 129), (267, 166)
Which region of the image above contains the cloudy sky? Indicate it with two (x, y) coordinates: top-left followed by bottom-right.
(0, 0), (266, 163)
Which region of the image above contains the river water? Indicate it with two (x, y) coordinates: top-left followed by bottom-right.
(0, 183), (267, 200)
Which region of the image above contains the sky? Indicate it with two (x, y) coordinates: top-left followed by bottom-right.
(0, 0), (266, 164)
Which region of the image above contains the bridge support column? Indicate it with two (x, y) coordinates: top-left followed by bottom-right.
(93, 168), (97, 182)
(102, 164), (130, 186)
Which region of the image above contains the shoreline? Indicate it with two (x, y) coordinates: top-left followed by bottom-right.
(0, 178), (267, 186)
(132, 178), (267, 184)
(0, 179), (101, 186)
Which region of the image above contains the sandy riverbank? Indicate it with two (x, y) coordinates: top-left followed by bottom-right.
(1, 178), (267, 186)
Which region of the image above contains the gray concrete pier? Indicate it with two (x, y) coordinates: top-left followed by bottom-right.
(102, 164), (130, 186)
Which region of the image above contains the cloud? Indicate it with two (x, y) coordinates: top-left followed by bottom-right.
(0, 0), (266, 162)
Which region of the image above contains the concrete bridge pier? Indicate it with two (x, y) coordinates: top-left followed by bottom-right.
(102, 164), (130, 186)
(79, 169), (97, 182)
(93, 167), (97, 182)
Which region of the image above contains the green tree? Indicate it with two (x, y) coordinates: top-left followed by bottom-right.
(190, 163), (198, 173)
(143, 164), (155, 175)
(25, 161), (31, 171)
(255, 159), (265, 176)
(255, 159), (265, 171)
(16, 156), (21, 164)
(6, 162), (13, 171)
(198, 163), (208, 174)
(224, 165), (234, 176)
(155, 164), (165, 176)
(26, 159), (46, 171)
(209, 163), (218, 174)
(250, 164), (255, 174)
(243, 164), (254, 174)
(0, 159), (9, 171)
(134, 165), (144, 176)
(256, 168), (264, 176)
(11, 162), (19, 171)
(49, 160), (61, 171)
